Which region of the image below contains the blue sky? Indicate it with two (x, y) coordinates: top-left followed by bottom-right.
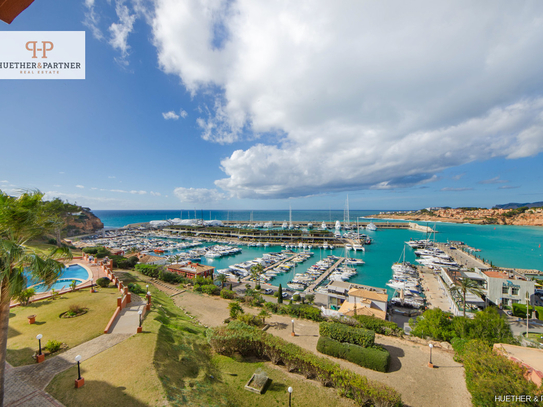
(1, 0), (543, 210)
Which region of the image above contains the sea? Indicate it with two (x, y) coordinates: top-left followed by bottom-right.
(93, 210), (543, 292)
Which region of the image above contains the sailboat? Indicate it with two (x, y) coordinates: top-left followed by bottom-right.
(289, 204), (293, 229)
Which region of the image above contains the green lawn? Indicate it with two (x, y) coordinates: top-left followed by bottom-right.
(8, 287), (118, 366)
(47, 270), (352, 407)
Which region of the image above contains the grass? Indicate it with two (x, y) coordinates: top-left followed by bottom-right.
(7, 287), (118, 366)
(213, 355), (357, 407)
(26, 240), (83, 257)
(46, 270), (352, 407)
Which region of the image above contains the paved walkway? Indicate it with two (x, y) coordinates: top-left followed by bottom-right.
(4, 287), (142, 406)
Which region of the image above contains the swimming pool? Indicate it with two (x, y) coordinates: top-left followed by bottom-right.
(28, 264), (91, 293)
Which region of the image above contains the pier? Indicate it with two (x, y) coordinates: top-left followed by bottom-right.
(305, 257), (345, 293)
(262, 254), (296, 273)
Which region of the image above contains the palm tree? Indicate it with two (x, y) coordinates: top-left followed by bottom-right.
(250, 263), (264, 288)
(228, 301), (244, 319)
(216, 273), (227, 288)
(450, 277), (484, 317)
(0, 190), (71, 405)
(258, 309), (271, 325)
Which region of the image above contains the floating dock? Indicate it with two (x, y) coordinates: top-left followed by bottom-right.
(305, 257), (345, 293)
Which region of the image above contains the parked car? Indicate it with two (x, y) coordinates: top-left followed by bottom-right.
(282, 292), (289, 298)
(263, 288), (274, 295)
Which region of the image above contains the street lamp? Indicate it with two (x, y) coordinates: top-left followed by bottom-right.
(138, 309), (143, 328)
(36, 334), (42, 355)
(75, 355), (82, 380)
(428, 343), (434, 368)
(288, 386), (293, 407)
(291, 319), (295, 336)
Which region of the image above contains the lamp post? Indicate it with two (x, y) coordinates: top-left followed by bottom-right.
(137, 309), (143, 333)
(74, 354), (84, 387)
(90, 278), (94, 293)
(36, 334), (44, 363)
(428, 343), (434, 368)
(291, 319), (295, 336)
(288, 386), (293, 407)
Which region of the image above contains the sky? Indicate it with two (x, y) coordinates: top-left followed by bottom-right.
(1, 0), (543, 210)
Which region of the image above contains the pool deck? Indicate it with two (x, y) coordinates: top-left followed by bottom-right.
(10, 259), (109, 307)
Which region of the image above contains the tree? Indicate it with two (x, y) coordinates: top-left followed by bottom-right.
(228, 301), (244, 319)
(277, 284), (283, 304)
(0, 190), (72, 405)
(450, 278), (485, 317)
(250, 263), (264, 288)
(216, 273), (227, 288)
(305, 294), (315, 304)
(258, 309), (271, 325)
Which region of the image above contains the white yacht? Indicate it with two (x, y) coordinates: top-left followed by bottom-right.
(366, 222), (377, 231)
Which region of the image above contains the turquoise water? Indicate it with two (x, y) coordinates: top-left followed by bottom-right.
(93, 210), (543, 291)
(28, 264), (90, 293)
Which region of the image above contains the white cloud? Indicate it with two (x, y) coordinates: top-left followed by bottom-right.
(150, 191), (161, 196)
(109, 0), (137, 62)
(479, 176), (508, 185)
(452, 173), (466, 181)
(110, 189), (128, 193)
(0, 180), (8, 183)
(108, 176), (116, 179)
(173, 187), (226, 203)
(441, 187), (474, 192)
(76, 185), (85, 189)
(83, 0), (104, 40)
(147, 1), (543, 199)
(180, 109), (188, 118)
(130, 190), (147, 195)
(162, 111), (179, 120)
(43, 191), (129, 207)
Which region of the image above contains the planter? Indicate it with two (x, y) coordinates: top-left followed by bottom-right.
(244, 372), (271, 394)
(27, 315), (36, 324)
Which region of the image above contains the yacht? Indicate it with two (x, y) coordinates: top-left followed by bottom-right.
(366, 222), (377, 231)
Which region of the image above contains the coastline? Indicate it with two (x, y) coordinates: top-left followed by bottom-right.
(373, 213), (543, 227)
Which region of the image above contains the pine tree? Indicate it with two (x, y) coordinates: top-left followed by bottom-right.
(277, 283), (283, 304)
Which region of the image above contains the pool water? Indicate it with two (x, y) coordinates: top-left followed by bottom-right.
(28, 264), (90, 293)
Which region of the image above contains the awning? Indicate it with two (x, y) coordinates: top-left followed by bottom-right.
(0, 0), (35, 24)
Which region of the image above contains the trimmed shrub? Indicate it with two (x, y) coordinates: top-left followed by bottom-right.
(512, 303), (543, 320)
(292, 294), (301, 302)
(352, 314), (404, 337)
(201, 284), (220, 296)
(317, 336), (390, 373)
(15, 288), (35, 306)
(207, 322), (400, 406)
(220, 289), (235, 299)
(319, 321), (375, 347)
(96, 277), (110, 288)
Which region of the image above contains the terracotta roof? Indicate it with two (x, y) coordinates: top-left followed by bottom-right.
(338, 301), (386, 320)
(167, 263), (214, 274)
(0, 0), (35, 24)
(348, 288), (388, 302)
(483, 271), (508, 279)
(138, 254), (164, 264)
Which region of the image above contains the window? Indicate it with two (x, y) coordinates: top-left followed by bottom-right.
(512, 287), (519, 296)
(502, 286), (509, 294)
(502, 298), (509, 306)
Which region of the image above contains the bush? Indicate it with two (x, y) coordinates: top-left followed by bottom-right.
(193, 284), (202, 292)
(207, 322), (400, 406)
(237, 313), (264, 327)
(135, 264), (162, 278)
(45, 340), (62, 353)
(128, 283), (145, 295)
(220, 289), (235, 299)
(463, 340), (540, 406)
(293, 294), (301, 302)
(352, 315), (404, 337)
(69, 304), (84, 314)
(15, 288), (36, 306)
(317, 336), (390, 372)
(319, 321), (375, 347)
(201, 284), (220, 296)
(513, 303), (543, 320)
(96, 277), (110, 288)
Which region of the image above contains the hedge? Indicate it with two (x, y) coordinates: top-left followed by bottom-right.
(512, 303), (542, 320)
(201, 284), (220, 295)
(320, 321), (375, 348)
(220, 289), (236, 299)
(207, 322), (401, 407)
(352, 315), (404, 337)
(262, 302), (324, 322)
(317, 336), (390, 373)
